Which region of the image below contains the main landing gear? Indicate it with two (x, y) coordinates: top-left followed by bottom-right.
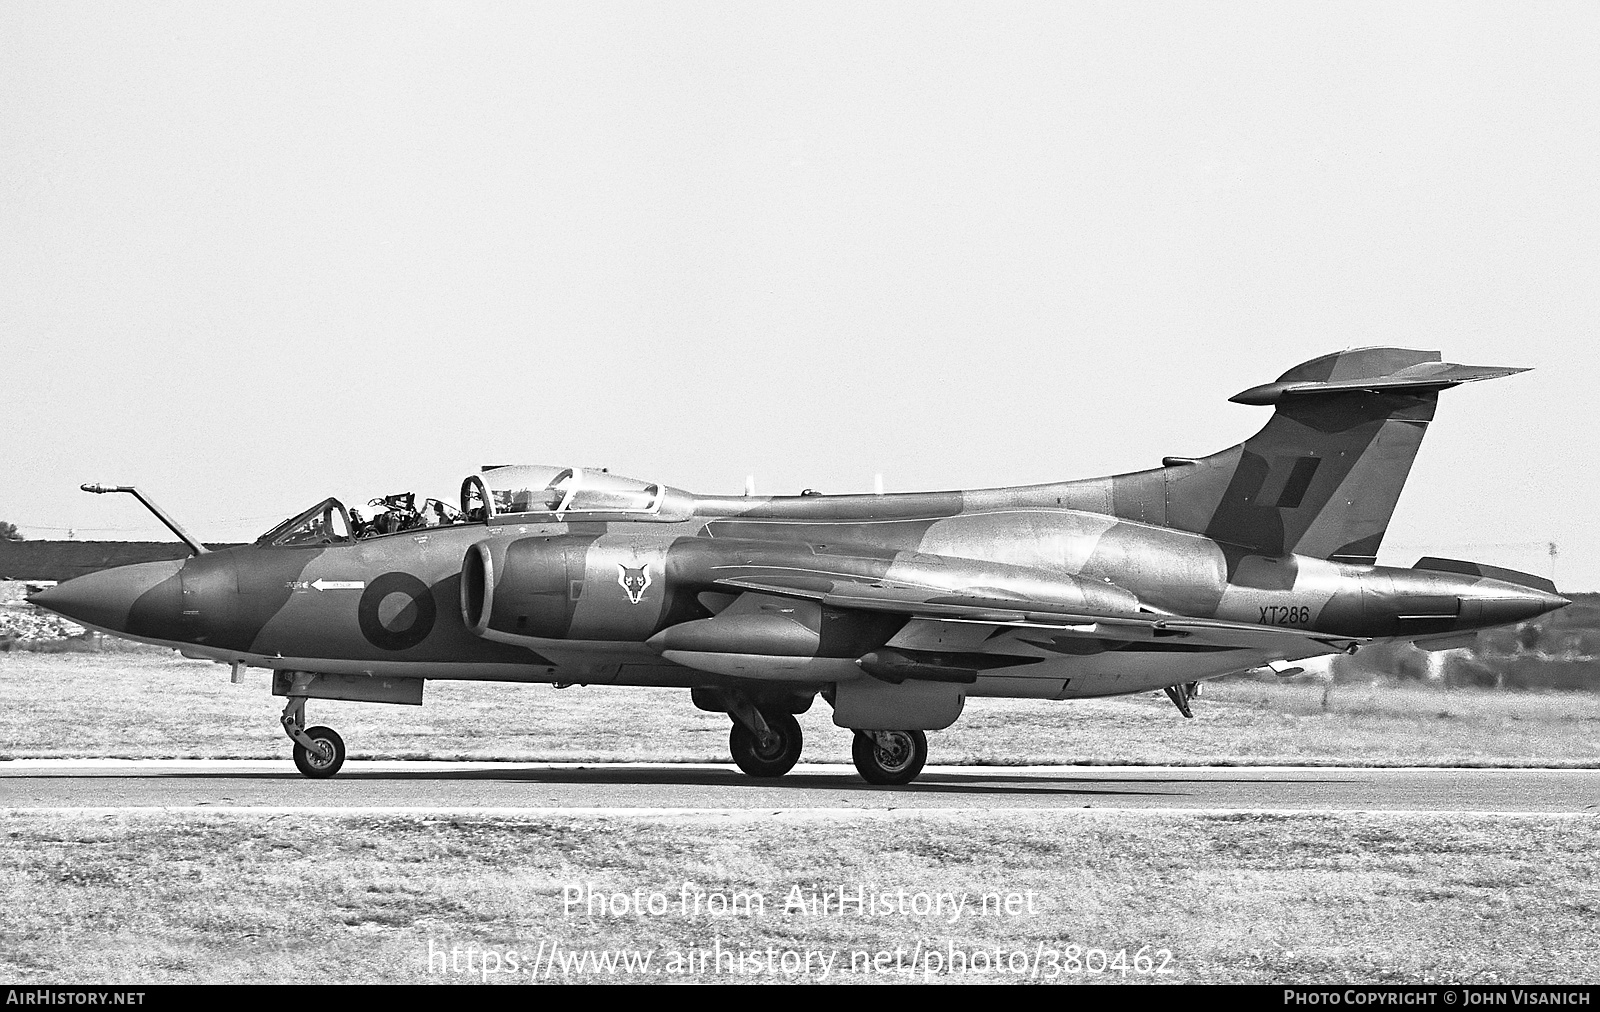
(719, 694), (930, 785)
(726, 701), (804, 778)
(281, 695), (346, 779)
(852, 729), (928, 786)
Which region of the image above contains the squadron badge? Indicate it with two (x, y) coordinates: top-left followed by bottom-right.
(617, 562), (652, 605)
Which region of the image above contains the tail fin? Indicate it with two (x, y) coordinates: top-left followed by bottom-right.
(1095, 349), (1526, 564)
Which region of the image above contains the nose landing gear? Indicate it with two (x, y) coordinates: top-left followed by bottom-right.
(281, 695), (346, 779)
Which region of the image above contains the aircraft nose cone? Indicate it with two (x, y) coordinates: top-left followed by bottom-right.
(28, 560), (185, 634)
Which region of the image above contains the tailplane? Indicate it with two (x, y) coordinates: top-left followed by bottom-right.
(1082, 348), (1527, 564)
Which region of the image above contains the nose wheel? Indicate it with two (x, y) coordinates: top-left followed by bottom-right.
(292, 726), (346, 779)
(852, 729), (927, 785)
(281, 696), (346, 779)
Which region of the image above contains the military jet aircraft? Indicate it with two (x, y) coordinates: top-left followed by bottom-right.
(31, 348), (1568, 785)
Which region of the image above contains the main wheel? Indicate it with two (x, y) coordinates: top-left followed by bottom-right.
(729, 711), (802, 778)
(292, 725), (346, 779)
(852, 729), (927, 786)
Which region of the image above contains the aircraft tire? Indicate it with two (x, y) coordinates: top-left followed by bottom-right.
(729, 712), (802, 778)
(852, 729), (927, 786)
(293, 726), (346, 779)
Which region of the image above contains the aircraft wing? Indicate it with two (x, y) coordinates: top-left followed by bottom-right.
(712, 575), (1365, 654)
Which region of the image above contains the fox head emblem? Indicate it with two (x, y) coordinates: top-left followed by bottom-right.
(616, 563), (652, 605)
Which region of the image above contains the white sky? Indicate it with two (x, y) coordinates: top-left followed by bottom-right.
(3, 2), (1596, 587)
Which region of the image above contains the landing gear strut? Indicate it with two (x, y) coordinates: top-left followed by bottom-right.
(281, 695), (346, 779)
(852, 729), (927, 786)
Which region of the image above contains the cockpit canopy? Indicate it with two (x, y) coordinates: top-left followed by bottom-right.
(462, 465), (664, 521)
(256, 498), (354, 546)
(254, 466), (671, 546)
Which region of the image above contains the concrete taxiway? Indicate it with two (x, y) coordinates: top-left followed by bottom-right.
(3, 760), (1598, 813)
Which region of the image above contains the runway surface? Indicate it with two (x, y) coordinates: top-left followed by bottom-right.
(4, 760), (1599, 813)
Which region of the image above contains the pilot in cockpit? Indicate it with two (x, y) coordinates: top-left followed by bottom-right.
(419, 501), (444, 527)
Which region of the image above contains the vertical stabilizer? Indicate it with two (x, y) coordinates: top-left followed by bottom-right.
(1091, 349), (1527, 564)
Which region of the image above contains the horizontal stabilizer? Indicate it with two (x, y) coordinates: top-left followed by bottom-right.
(1230, 349), (1526, 405)
(1412, 557), (1557, 594)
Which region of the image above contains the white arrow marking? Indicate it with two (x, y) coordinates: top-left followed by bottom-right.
(311, 579), (366, 592)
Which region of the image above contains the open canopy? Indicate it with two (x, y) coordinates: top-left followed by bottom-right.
(253, 465), (670, 546)
(463, 465), (664, 521)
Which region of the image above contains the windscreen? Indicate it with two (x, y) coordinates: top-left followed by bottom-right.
(256, 498), (353, 546)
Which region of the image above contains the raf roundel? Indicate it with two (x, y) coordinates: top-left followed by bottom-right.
(357, 572), (437, 650)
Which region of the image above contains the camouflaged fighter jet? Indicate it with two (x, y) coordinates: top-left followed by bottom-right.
(30, 348), (1568, 785)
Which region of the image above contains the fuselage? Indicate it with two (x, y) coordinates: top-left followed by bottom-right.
(34, 491), (1565, 702)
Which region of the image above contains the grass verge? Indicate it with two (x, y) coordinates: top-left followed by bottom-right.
(1, 809), (1595, 984)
